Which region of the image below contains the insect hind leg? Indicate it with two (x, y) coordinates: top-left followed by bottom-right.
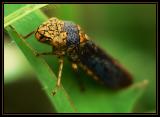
(71, 63), (85, 92)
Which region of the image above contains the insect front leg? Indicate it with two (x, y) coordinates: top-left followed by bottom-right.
(23, 31), (35, 39)
(51, 56), (64, 96)
(9, 25), (35, 39)
(35, 52), (53, 56)
(35, 47), (65, 57)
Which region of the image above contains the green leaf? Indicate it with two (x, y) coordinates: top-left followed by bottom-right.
(4, 4), (148, 113)
(4, 4), (48, 28)
(5, 4), (76, 113)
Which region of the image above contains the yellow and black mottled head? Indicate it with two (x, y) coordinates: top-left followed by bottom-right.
(35, 17), (67, 50)
(35, 17), (89, 50)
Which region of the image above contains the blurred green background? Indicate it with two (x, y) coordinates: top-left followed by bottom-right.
(4, 4), (156, 113)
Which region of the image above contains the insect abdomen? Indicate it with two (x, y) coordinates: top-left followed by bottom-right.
(79, 41), (133, 89)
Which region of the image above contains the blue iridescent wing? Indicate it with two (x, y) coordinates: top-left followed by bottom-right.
(78, 41), (133, 89)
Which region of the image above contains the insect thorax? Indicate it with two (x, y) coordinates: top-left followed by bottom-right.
(62, 21), (80, 62)
(35, 17), (89, 61)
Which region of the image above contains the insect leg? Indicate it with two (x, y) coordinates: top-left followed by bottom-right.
(51, 56), (64, 96)
(23, 31), (35, 39)
(35, 49), (65, 57)
(35, 52), (53, 56)
(9, 25), (35, 39)
(72, 63), (78, 71)
(71, 63), (85, 91)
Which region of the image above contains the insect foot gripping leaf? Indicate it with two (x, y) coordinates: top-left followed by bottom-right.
(7, 24), (77, 112)
(34, 17), (133, 96)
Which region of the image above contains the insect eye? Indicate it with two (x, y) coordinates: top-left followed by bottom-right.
(44, 39), (51, 44)
(38, 35), (51, 44)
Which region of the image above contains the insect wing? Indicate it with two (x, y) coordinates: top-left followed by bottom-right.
(78, 41), (133, 89)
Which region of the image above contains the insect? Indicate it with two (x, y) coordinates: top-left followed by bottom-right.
(34, 17), (133, 95)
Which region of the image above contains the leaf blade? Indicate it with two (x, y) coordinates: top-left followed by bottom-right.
(5, 4), (77, 113)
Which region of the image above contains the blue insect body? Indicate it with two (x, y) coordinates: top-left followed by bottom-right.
(63, 21), (80, 47)
(78, 41), (132, 89)
(35, 17), (133, 90)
